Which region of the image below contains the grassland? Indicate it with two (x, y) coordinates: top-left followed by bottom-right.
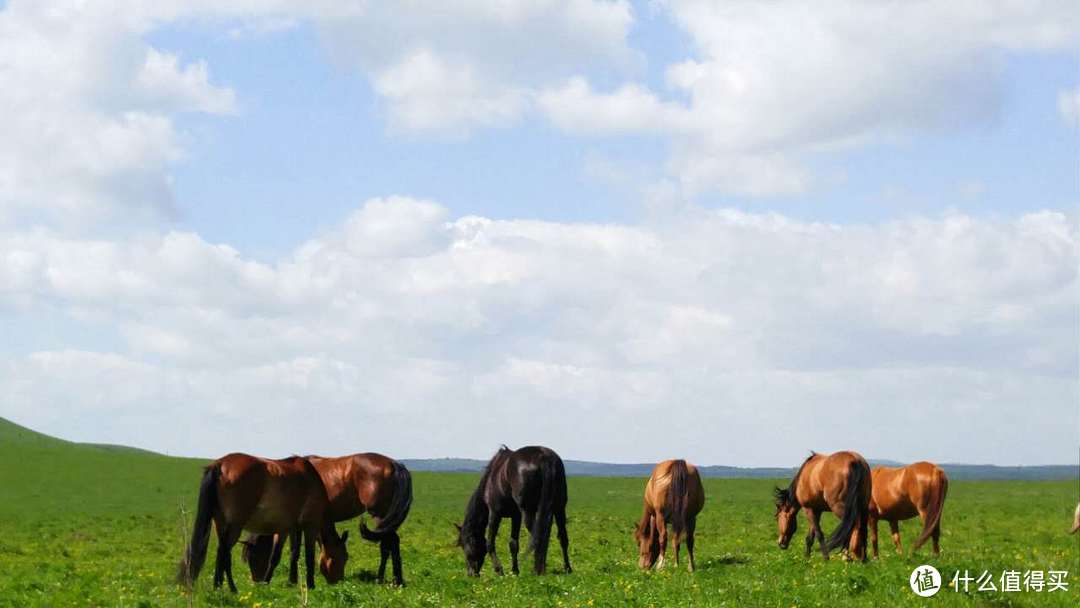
(0, 418), (1076, 607)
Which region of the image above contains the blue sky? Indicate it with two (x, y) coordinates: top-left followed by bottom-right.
(0, 1), (1076, 465)
(153, 17), (1077, 258)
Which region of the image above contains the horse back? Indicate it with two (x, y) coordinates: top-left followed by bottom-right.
(505, 446), (565, 512)
(216, 454), (327, 533)
(345, 453), (400, 520)
(799, 451), (868, 511)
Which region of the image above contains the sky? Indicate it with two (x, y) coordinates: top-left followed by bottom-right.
(0, 0), (1077, 467)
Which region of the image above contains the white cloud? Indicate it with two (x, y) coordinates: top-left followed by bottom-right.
(1058, 85), (1080, 128)
(539, 0), (1079, 195)
(0, 1), (237, 230)
(316, 0), (637, 133)
(1, 198), (1075, 464)
(372, 50), (529, 132)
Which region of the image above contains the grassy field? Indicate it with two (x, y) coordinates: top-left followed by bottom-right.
(0, 419), (1076, 607)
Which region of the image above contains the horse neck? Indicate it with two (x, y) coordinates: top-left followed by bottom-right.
(787, 453), (819, 505)
(462, 483), (490, 536)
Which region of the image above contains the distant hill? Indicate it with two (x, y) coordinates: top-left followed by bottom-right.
(402, 457), (1078, 481)
(0, 416), (161, 456)
(3, 417), (1075, 481)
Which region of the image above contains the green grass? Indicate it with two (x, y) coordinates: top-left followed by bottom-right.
(0, 418), (1076, 607)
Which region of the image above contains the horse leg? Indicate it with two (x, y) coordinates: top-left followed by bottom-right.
(509, 512), (522, 575)
(803, 509), (817, 558)
(376, 535), (390, 583)
(812, 510), (828, 560)
(888, 520), (902, 554)
(555, 505), (571, 574)
(487, 516), (505, 575)
(303, 527), (317, 589)
(522, 508), (535, 536)
(387, 532), (405, 586)
(869, 514), (879, 558)
(266, 534), (286, 582)
(216, 524), (242, 593)
(654, 510), (668, 570)
(686, 517), (697, 573)
(288, 530), (300, 586)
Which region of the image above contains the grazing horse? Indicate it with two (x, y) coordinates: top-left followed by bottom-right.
(241, 453), (413, 586)
(774, 451), (872, 561)
(1071, 503), (1080, 534)
(176, 453), (346, 591)
(457, 445), (571, 576)
(634, 459), (705, 572)
(868, 462), (948, 557)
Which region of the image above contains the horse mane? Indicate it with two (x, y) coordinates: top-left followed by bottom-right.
(463, 447), (510, 534)
(774, 452), (816, 508)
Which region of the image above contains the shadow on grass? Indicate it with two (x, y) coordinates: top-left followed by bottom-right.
(695, 554), (750, 570)
(350, 569), (381, 583)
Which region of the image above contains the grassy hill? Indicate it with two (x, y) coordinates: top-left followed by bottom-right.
(0, 416), (206, 521)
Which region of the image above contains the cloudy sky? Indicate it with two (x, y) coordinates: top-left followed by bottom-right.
(1, 0), (1077, 466)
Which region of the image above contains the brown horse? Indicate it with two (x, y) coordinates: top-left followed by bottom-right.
(176, 453), (347, 591)
(868, 462), (948, 557)
(634, 459), (705, 572)
(774, 451), (872, 561)
(457, 446), (571, 576)
(241, 453), (413, 586)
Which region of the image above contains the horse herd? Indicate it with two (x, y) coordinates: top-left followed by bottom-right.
(174, 445), (1054, 593)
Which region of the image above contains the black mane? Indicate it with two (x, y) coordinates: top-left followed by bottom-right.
(774, 452), (816, 508)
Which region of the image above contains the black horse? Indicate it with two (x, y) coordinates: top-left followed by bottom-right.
(456, 445), (571, 576)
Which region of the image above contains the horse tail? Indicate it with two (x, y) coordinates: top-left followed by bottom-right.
(359, 460), (414, 541)
(530, 451), (562, 574)
(824, 460), (869, 555)
(177, 463), (220, 586)
(669, 460), (690, 542)
(912, 468), (948, 551)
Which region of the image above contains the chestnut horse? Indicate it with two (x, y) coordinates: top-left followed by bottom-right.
(242, 453), (413, 586)
(457, 446), (571, 576)
(774, 451), (871, 561)
(868, 462), (948, 557)
(634, 459), (705, 572)
(176, 453), (346, 591)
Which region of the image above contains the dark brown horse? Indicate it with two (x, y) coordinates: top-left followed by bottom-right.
(176, 453), (346, 591)
(868, 462), (948, 557)
(774, 451), (872, 561)
(634, 459), (705, 572)
(241, 453), (413, 586)
(457, 446), (571, 576)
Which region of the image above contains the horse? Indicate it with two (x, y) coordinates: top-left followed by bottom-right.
(176, 453), (347, 592)
(774, 451), (872, 561)
(241, 453), (413, 586)
(1071, 502), (1080, 534)
(868, 462), (948, 557)
(456, 445), (571, 576)
(634, 459), (705, 572)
